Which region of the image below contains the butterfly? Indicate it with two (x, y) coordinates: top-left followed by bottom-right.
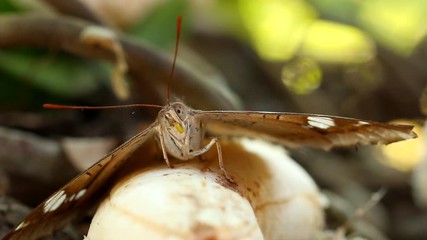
(3, 16), (417, 240)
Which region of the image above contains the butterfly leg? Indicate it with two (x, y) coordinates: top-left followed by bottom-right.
(191, 138), (233, 182)
(158, 129), (174, 168)
(212, 139), (233, 182)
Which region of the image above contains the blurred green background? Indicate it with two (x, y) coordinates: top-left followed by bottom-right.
(0, 1), (426, 239)
(0, 0), (426, 112)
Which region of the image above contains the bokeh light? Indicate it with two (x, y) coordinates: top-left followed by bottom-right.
(238, 0), (375, 64)
(358, 0), (427, 55)
(301, 20), (375, 63)
(281, 57), (321, 95)
(239, 0), (316, 61)
(381, 120), (424, 172)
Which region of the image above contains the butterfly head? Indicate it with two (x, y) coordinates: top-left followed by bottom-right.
(159, 102), (192, 138)
(157, 102), (204, 160)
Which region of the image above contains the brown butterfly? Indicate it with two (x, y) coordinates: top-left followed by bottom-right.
(3, 17), (417, 240)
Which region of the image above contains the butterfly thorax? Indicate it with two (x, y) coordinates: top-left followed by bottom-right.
(157, 102), (204, 160)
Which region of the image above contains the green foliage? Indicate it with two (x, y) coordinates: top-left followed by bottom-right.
(0, 49), (106, 100)
(0, 0), (20, 12)
(128, 0), (189, 48)
(0, 71), (63, 109)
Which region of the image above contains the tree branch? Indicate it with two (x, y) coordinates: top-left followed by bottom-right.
(0, 14), (241, 110)
(41, 0), (104, 25)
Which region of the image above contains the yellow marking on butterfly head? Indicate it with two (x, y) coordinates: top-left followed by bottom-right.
(174, 123), (184, 133)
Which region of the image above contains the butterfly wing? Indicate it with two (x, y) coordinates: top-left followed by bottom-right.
(3, 123), (157, 240)
(194, 110), (416, 150)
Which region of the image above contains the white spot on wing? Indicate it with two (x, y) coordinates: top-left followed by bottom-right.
(43, 190), (66, 213)
(307, 116), (335, 129)
(15, 221), (29, 230)
(75, 189), (87, 200)
(68, 193), (76, 202)
(358, 121), (369, 125)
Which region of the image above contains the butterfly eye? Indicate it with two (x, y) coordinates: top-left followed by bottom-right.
(173, 105), (187, 120)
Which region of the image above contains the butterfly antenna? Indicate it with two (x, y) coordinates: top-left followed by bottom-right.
(43, 103), (163, 110)
(167, 16), (183, 104)
(45, 17), (183, 111)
